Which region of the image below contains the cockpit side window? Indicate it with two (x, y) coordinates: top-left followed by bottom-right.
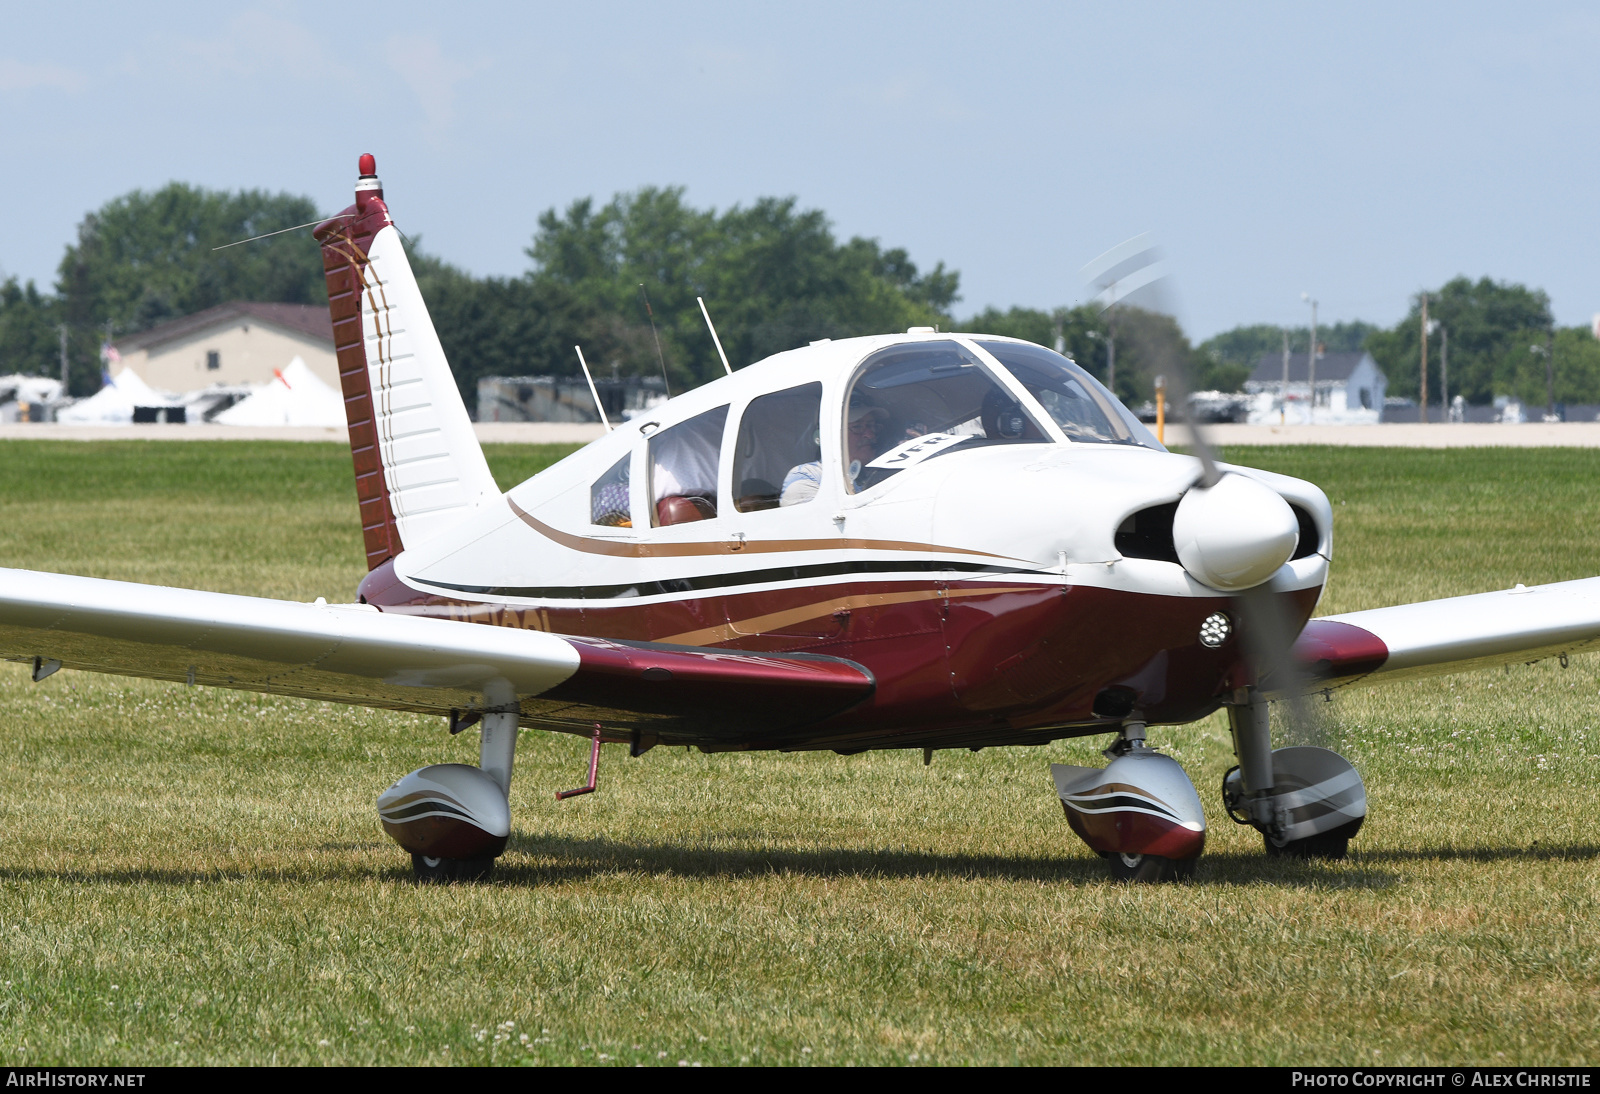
(732, 382), (823, 512)
(841, 340), (1049, 493)
(649, 404), (729, 526)
(590, 454), (632, 527)
(973, 339), (1163, 450)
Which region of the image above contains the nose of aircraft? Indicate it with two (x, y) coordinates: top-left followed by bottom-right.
(1171, 473), (1300, 590)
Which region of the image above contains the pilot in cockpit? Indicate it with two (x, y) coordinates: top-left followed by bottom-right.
(781, 396), (887, 505)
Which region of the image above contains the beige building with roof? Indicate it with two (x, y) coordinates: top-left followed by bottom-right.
(111, 302), (338, 393)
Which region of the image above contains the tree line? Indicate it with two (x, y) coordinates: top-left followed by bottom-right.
(4, 181), (1597, 411)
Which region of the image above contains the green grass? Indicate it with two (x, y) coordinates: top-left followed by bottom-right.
(1, 441), (1598, 1065)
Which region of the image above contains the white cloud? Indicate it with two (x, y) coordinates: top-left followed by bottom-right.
(384, 34), (485, 135)
(0, 58), (84, 93)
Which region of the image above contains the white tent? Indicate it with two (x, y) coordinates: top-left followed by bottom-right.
(214, 357), (347, 428)
(55, 368), (179, 425)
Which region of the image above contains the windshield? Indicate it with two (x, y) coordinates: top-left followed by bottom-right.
(973, 340), (1164, 450)
(842, 340), (1051, 492)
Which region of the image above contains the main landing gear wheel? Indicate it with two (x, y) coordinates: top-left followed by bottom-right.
(1106, 852), (1197, 883)
(411, 853), (496, 884)
(1263, 818), (1363, 861)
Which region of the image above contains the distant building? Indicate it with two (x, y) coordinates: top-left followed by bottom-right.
(111, 302), (337, 393)
(477, 376), (668, 423)
(1244, 350), (1387, 424)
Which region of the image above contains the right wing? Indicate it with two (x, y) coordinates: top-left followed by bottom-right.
(0, 568), (874, 742)
(1292, 575), (1600, 692)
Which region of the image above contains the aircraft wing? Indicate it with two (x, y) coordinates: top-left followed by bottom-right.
(0, 568), (875, 739)
(1291, 575), (1600, 692)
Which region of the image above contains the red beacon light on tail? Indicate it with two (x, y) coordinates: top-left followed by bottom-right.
(354, 153), (383, 210)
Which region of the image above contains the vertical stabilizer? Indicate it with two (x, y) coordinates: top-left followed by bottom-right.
(314, 155), (499, 570)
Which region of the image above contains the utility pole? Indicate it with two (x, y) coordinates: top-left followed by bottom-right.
(58, 325), (68, 395)
(1302, 294), (1318, 425)
(1105, 308), (1117, 398)
(1419, 294), (1429, 425)
(1281, 328), (1290, 424)
(1440, 325), (1449, 421)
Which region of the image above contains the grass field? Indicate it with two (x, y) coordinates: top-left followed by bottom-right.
(1, 440), (1598, 1066)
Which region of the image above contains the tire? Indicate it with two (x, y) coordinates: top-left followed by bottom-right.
(412, 853), (496, 884)
(1106, 852), (1197, 883)
(1263, 817), (1363, 861)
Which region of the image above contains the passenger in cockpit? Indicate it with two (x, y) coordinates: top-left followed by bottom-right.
(781, 398), (886, 505)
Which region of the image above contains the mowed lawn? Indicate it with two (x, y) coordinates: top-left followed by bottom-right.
(1, 439), (1598, 1066)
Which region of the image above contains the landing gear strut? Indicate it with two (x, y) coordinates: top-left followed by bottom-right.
(1224, 687), (1367, 861)
(376, 680), (520, 884)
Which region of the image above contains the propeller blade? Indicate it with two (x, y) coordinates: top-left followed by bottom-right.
(1083, 234), (1331, 748)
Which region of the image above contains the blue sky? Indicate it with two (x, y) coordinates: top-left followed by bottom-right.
(2, 1), (1596, 340)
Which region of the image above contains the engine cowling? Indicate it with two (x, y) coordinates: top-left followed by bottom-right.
(377, 763), (511, 860)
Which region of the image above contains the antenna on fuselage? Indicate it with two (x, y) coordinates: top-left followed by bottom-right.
(574, 345), (612, 432)
(697, 297), (734, 377)
(638, 284), (673, 399)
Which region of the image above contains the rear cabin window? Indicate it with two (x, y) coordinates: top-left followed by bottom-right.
(649, 405), (728, 526)
(731, 382), (824, 511)
(842, 340), (1049, 492)
(590, 454), (631, 527)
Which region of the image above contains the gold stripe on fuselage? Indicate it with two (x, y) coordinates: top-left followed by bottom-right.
(508, 498), (1024, 562)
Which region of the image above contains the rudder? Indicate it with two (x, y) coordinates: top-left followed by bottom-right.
(314, 154), (499, 571)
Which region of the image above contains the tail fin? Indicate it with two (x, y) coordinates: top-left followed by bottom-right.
(314, 154), (499, 571)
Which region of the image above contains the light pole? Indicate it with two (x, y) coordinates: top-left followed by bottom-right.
(1530, 331), (1557, 421)
(1419, 294), (1430, 424)
(1280, 328), (1290, 424)
(1301, 293), (1318, 425)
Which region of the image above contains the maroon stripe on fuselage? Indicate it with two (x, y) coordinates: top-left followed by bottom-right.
(360, 567), (1324, 749)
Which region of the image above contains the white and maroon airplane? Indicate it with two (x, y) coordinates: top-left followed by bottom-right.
(5, 156), (1598, 882)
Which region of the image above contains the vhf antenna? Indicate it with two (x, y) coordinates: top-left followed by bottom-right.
(698, 297), (733, 376)
(638, 284), (672, 399)
(573, 345), (612, 432)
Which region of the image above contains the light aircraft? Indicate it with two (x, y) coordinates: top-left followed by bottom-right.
(6, 155), (1600, 883)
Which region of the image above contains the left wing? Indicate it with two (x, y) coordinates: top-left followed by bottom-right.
(1292, 575), (1600, 692)
(0, 568), (874, 740)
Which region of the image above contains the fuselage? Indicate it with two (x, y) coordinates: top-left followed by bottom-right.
(357, 332), (1331, 752)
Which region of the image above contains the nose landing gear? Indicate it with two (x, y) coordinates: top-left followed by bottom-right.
(1052, 718), (1207, 883)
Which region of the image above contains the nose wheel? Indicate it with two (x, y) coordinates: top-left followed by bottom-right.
(1054, 720), (1209, 883)
(412, 853), (496, 884)
(1106, 852), (1197, 883)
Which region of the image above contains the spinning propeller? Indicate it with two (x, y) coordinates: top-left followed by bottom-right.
(1082, 237), (1360, 860)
